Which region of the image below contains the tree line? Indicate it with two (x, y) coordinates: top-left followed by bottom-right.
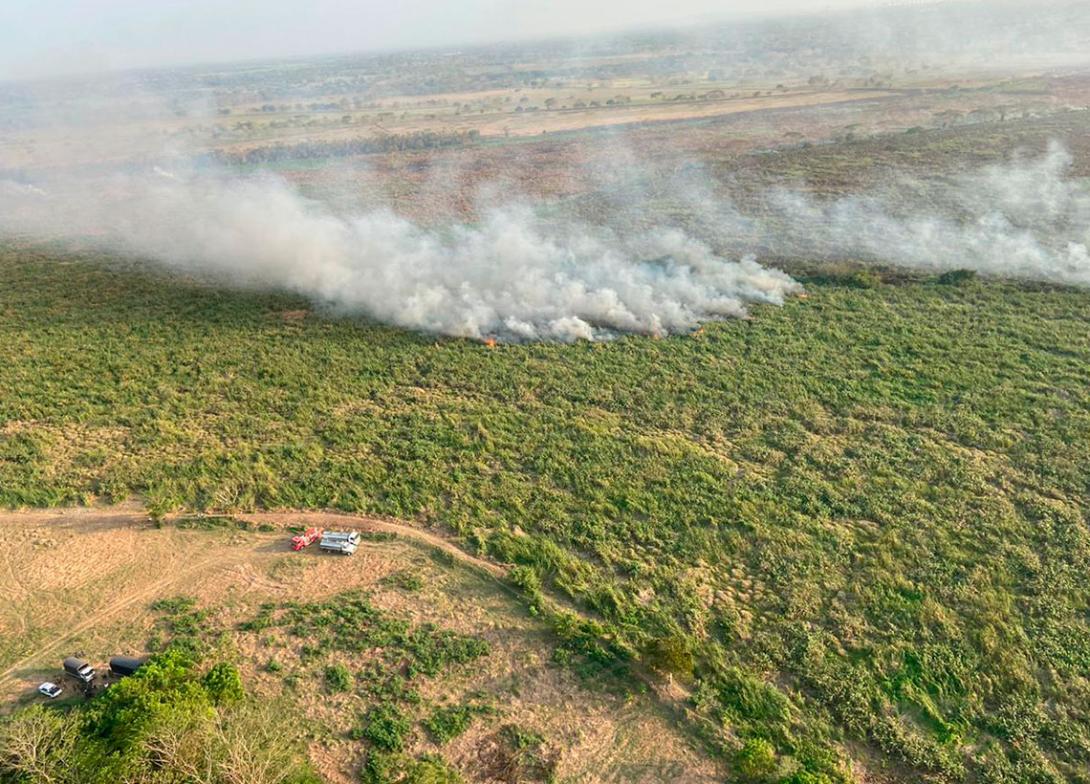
(209, 130), (481, 166)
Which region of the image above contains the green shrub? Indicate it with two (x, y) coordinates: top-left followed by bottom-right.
(358, 703), (412, 752)
(736, 738), (778, 782)
(937, 268), (977, 285)
(423, 705), (478, 744)
(405, 756), (465, 784)
(843, 270), (882, 289)
(498, 725), (557, 781)
(778, 772), (833, 784)
(509, 564), (542, 595)
(382, 569), (425, 592)
(203, 661), (245, 705)
(643, 635), (694, 678)
(325, 663), (353, 693)
(360, 753), (465, 784)
(360, 750), (400, 784)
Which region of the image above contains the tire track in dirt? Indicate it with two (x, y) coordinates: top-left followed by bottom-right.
(0, 547), (251, 689)
(229, 510), (507, 579)
(0, 505), (724, 765)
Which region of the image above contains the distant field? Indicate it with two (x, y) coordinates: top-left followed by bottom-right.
(6, 66), (1086, 173)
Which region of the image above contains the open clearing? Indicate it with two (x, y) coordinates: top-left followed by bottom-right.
(0, 505), (719, 783)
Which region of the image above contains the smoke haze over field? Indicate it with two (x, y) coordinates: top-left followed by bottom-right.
(2, 0), (1090, 342)
(764, 143), (1090, 286)
(0, 166), (804, 341)
(2, 139), (1089, 341)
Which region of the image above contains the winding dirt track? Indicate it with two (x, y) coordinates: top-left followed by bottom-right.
(0, 505), (505, 691)
(230, 510), (506, 579)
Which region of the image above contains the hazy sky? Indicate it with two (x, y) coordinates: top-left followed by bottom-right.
(0, 0), (883, 80)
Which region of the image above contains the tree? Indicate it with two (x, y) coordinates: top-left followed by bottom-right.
(203, 662), (244, 705)
(214, 703), (317, 784)
(736, 738), (778, 782)
(0, 706), (81, 784)
(141, 704), (216, 783)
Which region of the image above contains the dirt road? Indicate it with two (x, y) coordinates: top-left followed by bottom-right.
(0, 504), (505, 691)
(230, 509), (506, 579)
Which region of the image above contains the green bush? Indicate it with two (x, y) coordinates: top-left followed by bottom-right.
(359, 703), (412, 752)
(843, 270), (883, 289)
(423, 705), (478, 744)
(736, 738), (778, 782)
(325, 663), (354, 693)
(778, 772), (834, 784)
(360, 750), (400, 784)
(937, 268), (977, 285)
(643, 635), (694, 678)
(405, 756), (465, 784)
(203, 661), (245, 704)
(382, 569), (425, 592)
(360, 753), (465, 784)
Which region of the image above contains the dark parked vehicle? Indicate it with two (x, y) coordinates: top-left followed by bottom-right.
(109, 656), (146, 677)
(62, 656), (95, 683)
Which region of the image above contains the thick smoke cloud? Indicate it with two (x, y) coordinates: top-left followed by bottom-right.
(1, 138), (1088, 342)
(0, 166), (800, 341)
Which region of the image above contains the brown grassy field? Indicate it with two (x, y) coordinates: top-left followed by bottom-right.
(0, 506), (719, 783)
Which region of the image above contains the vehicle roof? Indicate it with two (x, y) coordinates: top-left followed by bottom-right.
(110, 655), (145, 666)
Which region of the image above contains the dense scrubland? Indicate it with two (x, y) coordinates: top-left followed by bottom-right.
(2, 231), (1089, 782)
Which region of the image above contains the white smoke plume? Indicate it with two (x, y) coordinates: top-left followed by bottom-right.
(0, 166), (801, 342)
(764, 141), (1090, 286)
(2, 135), (1088, 343)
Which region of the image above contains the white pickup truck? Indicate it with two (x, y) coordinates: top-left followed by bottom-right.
(318, 530), (360, 555)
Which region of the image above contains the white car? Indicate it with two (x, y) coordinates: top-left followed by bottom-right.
(38, 682), (63, 699)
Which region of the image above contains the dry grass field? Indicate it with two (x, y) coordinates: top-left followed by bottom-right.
(0, 506), (719, 783)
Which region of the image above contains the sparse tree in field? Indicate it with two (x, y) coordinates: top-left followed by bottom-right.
(142, 705), (217, 783)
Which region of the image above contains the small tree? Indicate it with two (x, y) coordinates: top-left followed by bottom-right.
(0, 706), (80, 784)
(736, 737), (778, 782)
(203, 662), (244, 705)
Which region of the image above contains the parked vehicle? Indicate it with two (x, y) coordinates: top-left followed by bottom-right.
(109, 656), (146, 677)
(62, 656), (95, 683)
(318, 530), (360, 555)
(291, 526), (323, 551)
(38, 682), (63, 699)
